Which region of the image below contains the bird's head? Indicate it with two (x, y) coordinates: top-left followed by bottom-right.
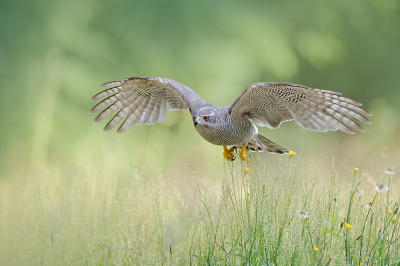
(192, 107), (219, 127)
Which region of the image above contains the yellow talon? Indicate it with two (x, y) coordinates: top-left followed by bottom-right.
(223, 146), (235, 161)
(239, 145), (249, 161)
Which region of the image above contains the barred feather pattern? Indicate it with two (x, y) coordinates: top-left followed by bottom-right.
(233, 132), (289, 154)
(89, 77), (213, 133)
(229, 82), (371, 134)
(89, 77), (371, 155)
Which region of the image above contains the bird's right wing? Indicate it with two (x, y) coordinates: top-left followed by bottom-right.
(89, 77), (211, 133)
(229, 82), (371, 134)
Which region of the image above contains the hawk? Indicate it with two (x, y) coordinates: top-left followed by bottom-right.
(89, 77), (371, 161)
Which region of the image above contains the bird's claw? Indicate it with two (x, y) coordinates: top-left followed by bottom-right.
(223, 146), (235, 161)
(239, 146), (249, 161)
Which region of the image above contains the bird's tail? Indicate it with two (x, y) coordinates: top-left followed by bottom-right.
(235, 133), (289, 154)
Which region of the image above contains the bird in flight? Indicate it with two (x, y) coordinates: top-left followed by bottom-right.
(89, 77), (371, 161)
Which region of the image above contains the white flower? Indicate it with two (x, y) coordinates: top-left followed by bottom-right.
(298, 210), (309, 219)
(333, 198), (338, 206)
(385, 168), (395, 177)
(365, 203), (373, 209)
(374, 184), (389, 193)
(355, 189), (364, 196)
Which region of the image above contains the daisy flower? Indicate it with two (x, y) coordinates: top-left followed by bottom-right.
(374, 184), (389, 193)
(355, 189), (364, 196)
(385, 168), (395, 177)
(297, 210), (309, 219)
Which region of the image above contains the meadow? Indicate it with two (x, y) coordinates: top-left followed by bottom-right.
(1, 151), (399, 265)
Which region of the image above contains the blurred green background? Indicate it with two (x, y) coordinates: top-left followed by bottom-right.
(1, 0), (399, 182)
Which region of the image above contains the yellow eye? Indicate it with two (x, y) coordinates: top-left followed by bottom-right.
(203, 116), (209, 121)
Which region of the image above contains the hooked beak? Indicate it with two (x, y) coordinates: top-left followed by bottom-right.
(194, 116), (202, 126)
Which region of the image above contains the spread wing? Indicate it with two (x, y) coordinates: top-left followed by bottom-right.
(89, 77), (212, 133)
(229, 82), (371, 134)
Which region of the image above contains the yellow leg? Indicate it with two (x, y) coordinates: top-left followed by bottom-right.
(223, 146), (235, 161)
(239, 145), (249, 161)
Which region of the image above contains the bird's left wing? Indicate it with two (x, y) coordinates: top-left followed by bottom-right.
(89, 77), (210, 133)
(229, 82), (371, 134)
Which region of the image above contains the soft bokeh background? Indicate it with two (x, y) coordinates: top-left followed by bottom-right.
(1, 0), (399, 184)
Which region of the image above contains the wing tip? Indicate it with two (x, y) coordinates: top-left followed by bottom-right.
(100, 81), (122, 88)
(89, 108), (97, 114)
(116, 127), (126, 133)
(338, 124), (355, 134)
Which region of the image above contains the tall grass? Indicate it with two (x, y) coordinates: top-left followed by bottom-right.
(0, 154), (399, 265)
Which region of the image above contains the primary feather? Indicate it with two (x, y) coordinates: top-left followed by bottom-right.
(229, 82), (371, 134)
